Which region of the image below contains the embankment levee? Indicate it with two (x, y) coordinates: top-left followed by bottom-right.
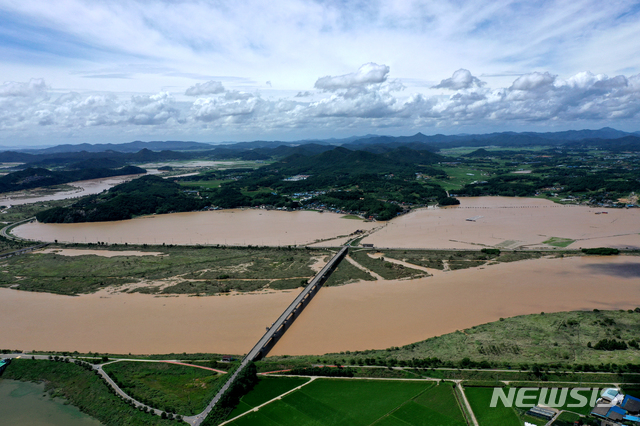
(1, 255), (639, 356)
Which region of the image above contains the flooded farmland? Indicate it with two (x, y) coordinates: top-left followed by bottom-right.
(1, 255), (638, 355)
(363, 197), (640, 249)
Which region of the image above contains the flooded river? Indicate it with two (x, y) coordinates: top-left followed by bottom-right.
(1, 255), (638, 355)
(12, 196), (639, 249)
(270, 255), (640, 355)
(14, 210), (376, 246)
(0, 379), (102, 425)
(0, 174), (144, 207)
(4, 196), (640, 355)
(363, 197), (640, 249)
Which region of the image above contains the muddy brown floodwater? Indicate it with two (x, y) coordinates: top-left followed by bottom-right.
(0, 174), (144, 207)
(14, 210), (377, 246)
(1, 255), (639, 355)
(270, 255), (640, 355)
(363, 197), (640, 249)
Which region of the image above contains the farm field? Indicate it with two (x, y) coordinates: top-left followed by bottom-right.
(464, 386), (522, 426)
(227, 376), (310, 418)
(225, 378), (466, 426)
(464, 385), (599, 426)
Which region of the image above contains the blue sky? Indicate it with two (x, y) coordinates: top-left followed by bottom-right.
(1, 0), (640, 145)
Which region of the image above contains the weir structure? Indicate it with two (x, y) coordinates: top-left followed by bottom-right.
(190, 245), (349, 426)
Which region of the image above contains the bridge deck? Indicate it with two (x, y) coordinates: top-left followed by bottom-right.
(191, 246), (349, 425)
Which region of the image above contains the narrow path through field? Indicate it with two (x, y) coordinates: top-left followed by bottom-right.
(100, 358), (227, 374)
(457, 383), (480, 426)
(344, 255), (384, 280)
(367, 252), (438, 275)
(219, 377), (317, 425)
(442, 259), (451, 271)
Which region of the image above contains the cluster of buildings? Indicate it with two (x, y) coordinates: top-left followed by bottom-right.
(283, 174), (311, 181)
(591, 388), (640, 425)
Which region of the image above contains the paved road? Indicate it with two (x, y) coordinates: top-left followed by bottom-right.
(0, 217), (36, 241)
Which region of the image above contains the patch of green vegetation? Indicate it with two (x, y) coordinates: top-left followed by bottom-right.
(269, 278), (307, 290)
(429, 165), (492, 191)
(227, 376), (310, 419)
(377, 250), (445, 270)
(160, 279), (270, 295)
(582, 247), (620, 255)
(448, 260), (486, 270)
(102, 361), (222, 416)
(178, 180), (231, 189)
(374, 249), (554, 272)
(2, 359), (176, 425)
(340, 214), (363, 220)
(543, 237), (576, 248)
(0, 245), (325, 295)
(349, 250), (428, 280)
(323, 257), (375, 286)
(225, 378), (436, 426)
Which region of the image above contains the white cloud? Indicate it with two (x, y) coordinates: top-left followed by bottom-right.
(432, 69), (486, 90)
(191, 92), (264, 123)
(2, 65), (640, 143)
(0, 78), (48, 97)
(314, 63), (390, 91)
(185, 80), (225, 96)
(509, 72), (556, 91)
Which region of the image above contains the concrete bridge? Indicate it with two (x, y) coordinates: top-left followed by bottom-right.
(190, 245), (349, 425)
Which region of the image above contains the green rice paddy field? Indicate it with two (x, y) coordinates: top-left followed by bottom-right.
(225, 378), (466, 426)
(465, 385), (595, 426)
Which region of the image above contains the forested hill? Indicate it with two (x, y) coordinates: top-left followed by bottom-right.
(0, 166), (145, 194)
(36, 175), (208, 223)
(268, 146), (444, 177)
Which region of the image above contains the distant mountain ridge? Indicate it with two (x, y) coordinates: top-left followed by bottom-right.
(22, 140), (216, 154)
(1, 128), (638, 170)
(7, 128), (638, 155)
